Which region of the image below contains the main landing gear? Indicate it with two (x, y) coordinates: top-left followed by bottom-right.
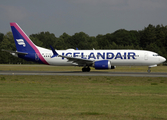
(82, 67), (91, 72)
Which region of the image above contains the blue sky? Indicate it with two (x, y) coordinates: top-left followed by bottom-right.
(0, 0), (167, 37)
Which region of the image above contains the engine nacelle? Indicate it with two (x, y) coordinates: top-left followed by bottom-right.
(94, 60), (115, 69)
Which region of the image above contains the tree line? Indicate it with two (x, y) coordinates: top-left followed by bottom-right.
(0, 24), (167, 64)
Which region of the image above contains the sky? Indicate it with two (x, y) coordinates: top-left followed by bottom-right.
(0, 0), (167, 37)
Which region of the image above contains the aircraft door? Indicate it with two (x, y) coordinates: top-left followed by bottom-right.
(144, 52), (148, 60)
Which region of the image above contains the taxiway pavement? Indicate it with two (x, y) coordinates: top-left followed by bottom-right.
(0, 71), (167, 77)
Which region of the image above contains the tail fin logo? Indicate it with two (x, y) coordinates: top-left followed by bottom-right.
(16, 39), (26, 47)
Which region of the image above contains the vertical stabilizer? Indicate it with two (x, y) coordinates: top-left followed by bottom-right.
(10, 23), (49, 64)
(10, 23), (36, 52)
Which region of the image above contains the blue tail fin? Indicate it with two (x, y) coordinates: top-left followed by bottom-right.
(10, 23), (37, 53)
(10, 23), (49, 65)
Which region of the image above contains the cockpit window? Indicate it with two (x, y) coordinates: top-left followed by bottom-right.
(153, 54), (159, 56)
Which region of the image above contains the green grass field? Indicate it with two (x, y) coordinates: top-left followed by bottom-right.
(0, 65), (167, 120)
(0, 75), (167, 120)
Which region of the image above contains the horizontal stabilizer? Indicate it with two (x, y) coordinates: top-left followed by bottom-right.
(1, 49), (28, 55)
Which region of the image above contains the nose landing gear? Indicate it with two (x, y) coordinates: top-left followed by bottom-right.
(147, 67), (151, 73)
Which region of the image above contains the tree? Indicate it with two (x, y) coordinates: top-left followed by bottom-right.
(140, 24), (156, 48)
(57, 32), (71, 49)
(30, 31), (57, 49)
(69, 32), (90, 49)
(0, 32), (16, 63)
(0, 33), (4, 43)
(30, 36), (43, 47)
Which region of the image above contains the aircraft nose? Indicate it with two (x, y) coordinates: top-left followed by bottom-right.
(160, 56), (166, 63)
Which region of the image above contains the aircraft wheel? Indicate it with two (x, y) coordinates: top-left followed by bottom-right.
(87, 67), (91, 72)
(147, 67), (151, 73)
(82, 68), (87, 72)
(147, 69), (151, 73)
(82, 67), (91, 72)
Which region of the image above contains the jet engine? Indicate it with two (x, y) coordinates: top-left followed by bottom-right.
(94, 60), (115, 69)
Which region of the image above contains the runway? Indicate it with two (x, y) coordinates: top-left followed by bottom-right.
(0, 71), (167, 77)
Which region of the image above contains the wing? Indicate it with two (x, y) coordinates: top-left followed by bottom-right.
(58, 54), (93, 66)
(50, 46), (93, 66)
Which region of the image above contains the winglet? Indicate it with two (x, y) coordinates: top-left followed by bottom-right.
(50, 45), (58, 58)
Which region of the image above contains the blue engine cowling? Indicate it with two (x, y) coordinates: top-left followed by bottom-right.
(94, 60), (115, 69)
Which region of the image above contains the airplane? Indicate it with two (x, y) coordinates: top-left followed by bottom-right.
(2, 23), (166, 73)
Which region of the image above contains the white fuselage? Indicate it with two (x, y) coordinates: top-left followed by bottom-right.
(37, 47), (166, 67)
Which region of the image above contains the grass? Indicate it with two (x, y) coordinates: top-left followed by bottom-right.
(0, 75), (167, 120)
(0, 64), (167, 72)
